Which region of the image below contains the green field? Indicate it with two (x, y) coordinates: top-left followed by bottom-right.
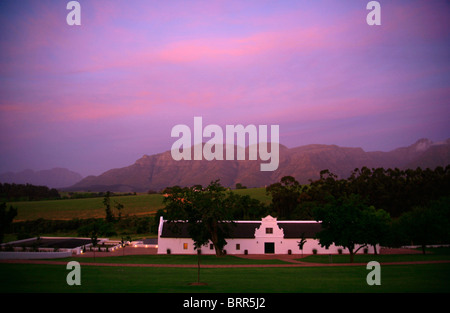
(300, 247), (450, 263)
(1, 262), (449, 293)
(7, 188), (271, 221)
(7, 194), (163, 221)
(2, 250), (449, 294)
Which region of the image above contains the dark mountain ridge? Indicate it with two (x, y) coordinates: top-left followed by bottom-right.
(67, 138), (450, 192)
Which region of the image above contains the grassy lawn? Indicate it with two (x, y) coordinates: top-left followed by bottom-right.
(300, 247), (450, 264)
(60, 254), (289, 265)
(1, 262), (449, 293)
(8, 193), (164, 221)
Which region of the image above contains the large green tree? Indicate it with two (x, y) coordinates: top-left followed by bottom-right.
(266, 176), (305, 219)
(359, 206), (391, 255)
(162, 180), (235, 257)
(397, 198), (450, 254)
(313, 194), (389, 262)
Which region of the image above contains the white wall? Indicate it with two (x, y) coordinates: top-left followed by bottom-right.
(157, 237), (377, 255)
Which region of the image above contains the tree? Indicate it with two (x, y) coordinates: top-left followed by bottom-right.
(266, 176), (302, 219)
(162, 180), (235, 257)
(397, 203), (448, 254)
(227, 193), (267, 220)
(103, 191), (114, 222)
(114, 200), (124, 221)
(78, 220), (100, 261)
(78, 219), (116, 260)
(359, 206), (391, 254)
(0, 203), (17, 244)
(296, 170), (349, 220)
(313, 194), (382, 262)
(297, 233), (307, 257)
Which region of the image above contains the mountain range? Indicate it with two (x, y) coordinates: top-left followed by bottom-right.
(66, 138), (450, 192)
(0, 168), (83, 189)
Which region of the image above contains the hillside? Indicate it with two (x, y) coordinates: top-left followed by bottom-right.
(9, 188), (270, 221)
(0, 168), (83, 189)
(68, 138), (450, 192)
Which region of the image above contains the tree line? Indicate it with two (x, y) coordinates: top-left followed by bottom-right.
(265, 166), (450, 259)
(0, 183), (60, 202)
(0, 182), (139, 203)
(267, 166), (450, 219)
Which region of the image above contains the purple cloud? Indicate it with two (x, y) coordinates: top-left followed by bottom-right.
(0, 0), (449, 176)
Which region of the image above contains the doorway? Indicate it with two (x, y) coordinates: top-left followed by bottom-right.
(264, 242), (275, 254)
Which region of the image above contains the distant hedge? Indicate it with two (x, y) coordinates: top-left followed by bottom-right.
(0, 183), (60, 202)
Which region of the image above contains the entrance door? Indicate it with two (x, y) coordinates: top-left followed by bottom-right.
(264, 242), (275, 254)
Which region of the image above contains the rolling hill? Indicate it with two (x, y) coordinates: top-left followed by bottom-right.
(0, 167), (83, 189)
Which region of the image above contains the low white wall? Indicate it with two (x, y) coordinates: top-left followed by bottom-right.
(0, 251), (72, 260)
(1, 236), (111, 255)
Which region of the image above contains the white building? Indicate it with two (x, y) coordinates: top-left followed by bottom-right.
(157, 215), (377, 255)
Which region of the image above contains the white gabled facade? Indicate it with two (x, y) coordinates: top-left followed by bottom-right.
(157, 215), (377, 255)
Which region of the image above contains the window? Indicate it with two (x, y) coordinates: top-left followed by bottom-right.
(236, 244), (240, 250)
(210, 244), (214, 250)
(266, 227), (273, 234)
(183, 243), (188, 250)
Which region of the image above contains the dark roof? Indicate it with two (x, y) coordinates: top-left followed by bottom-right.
(229, 223), (260, 238)
(11, 238), (95, 249)
(278, 223), (322, 238)
(160, 221), (322, 239)
(160, 222), (260, 239)
(143, 238), (158, 245)
(160, 222), (191, 238)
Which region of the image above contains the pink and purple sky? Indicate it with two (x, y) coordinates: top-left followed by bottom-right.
(0, 0), (449, 177)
